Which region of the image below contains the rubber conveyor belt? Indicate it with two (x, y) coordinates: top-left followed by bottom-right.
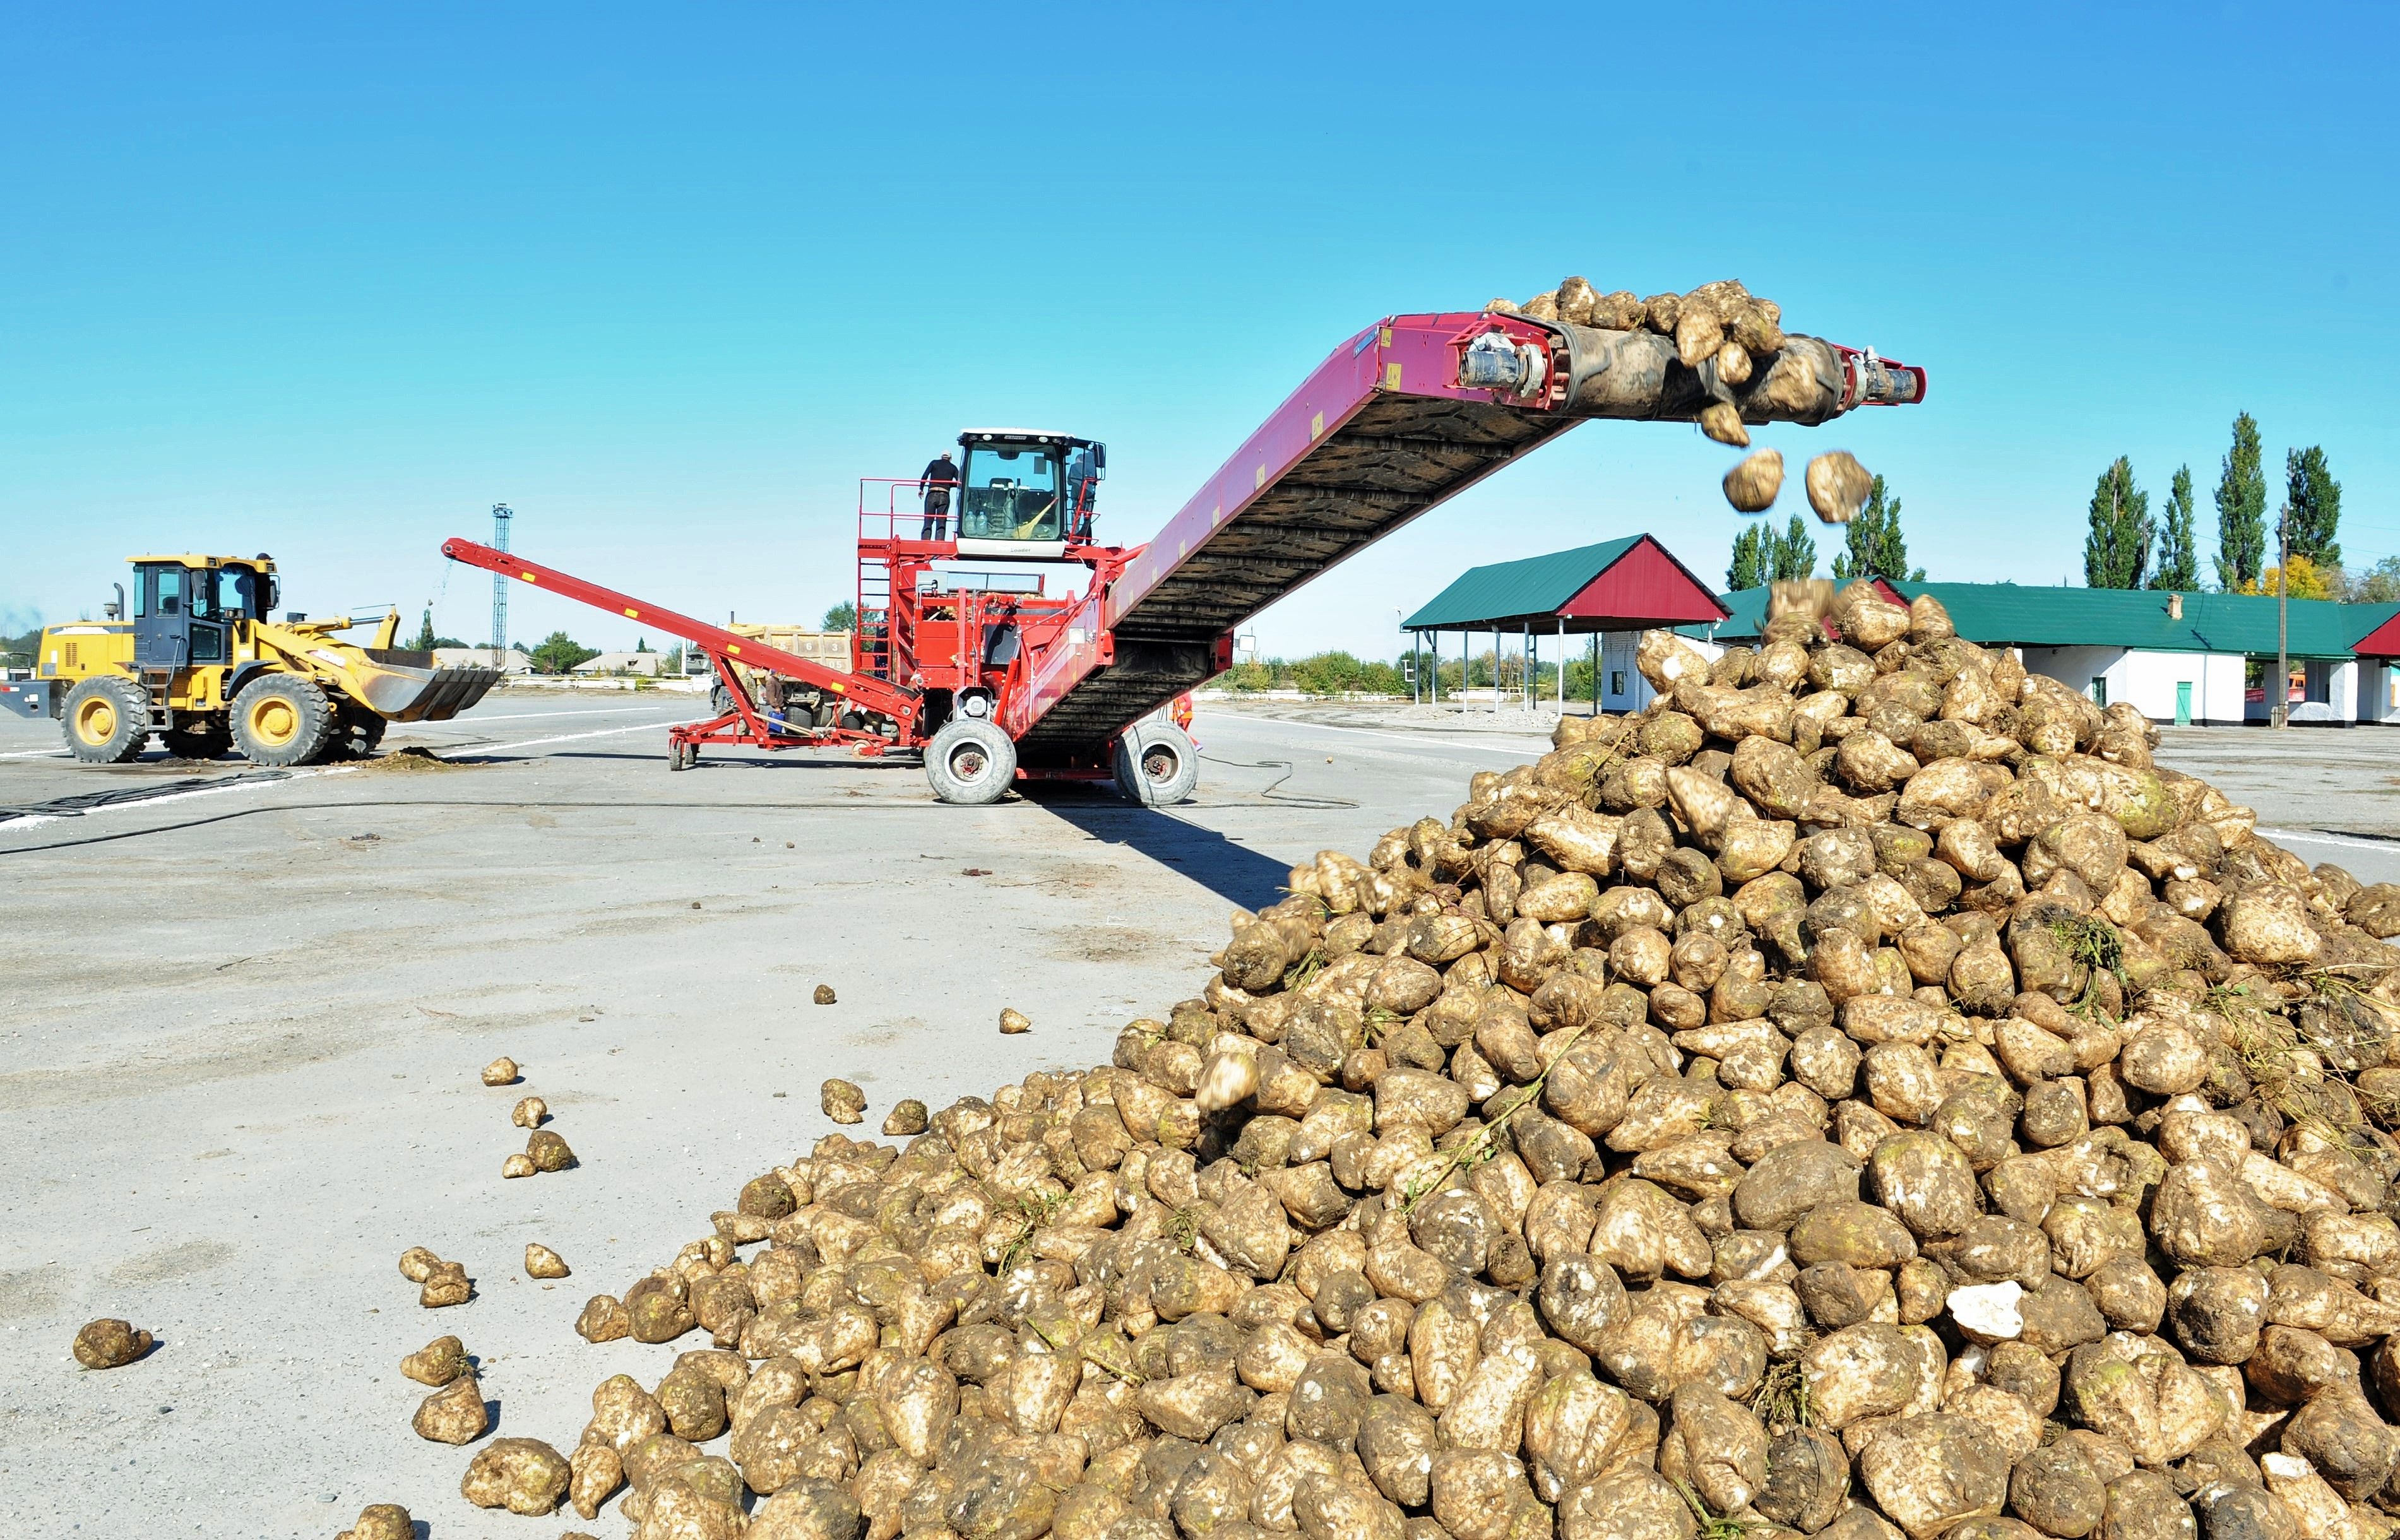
(1006, 311), (1923, 762)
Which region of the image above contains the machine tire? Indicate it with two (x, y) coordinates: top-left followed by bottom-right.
(232, 675), (336, 767)
(62, 675), (150, 764)
(925, 719), (1017, 805)
(162, 720), (234, 761)
(1112, 721), (1199, 807)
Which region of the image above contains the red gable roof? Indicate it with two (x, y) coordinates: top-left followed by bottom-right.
(1553, 536), (1728, 627)
(2355, 612), (2400, 657)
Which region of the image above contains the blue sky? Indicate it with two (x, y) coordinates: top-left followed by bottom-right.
(4, 3), (2394, 656)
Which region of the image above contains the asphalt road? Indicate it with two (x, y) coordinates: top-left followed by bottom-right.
(1, 692), (2392, 1537)
(0, 690), (1557, 1539)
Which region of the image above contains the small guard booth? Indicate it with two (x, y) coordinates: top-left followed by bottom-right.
(1402, 535), (1729, 713)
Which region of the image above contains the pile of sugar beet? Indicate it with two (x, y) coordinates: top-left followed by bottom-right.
(432, 580), (2400, 1540)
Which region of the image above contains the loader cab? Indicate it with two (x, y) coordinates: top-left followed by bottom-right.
(954, 430), (1105, 559)
(130, 555), (277, 672)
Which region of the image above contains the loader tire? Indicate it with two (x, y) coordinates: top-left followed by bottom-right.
(162, 720), (233, 761)
(232, 676), (336, 767)
(62, 675), (151, 764)
(1112, 720), (1199, 807)
(328, 709), (386, 760)
(925, 719), (1016, 806)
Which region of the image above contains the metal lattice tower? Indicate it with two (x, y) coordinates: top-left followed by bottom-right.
(489, 504), (513, 660)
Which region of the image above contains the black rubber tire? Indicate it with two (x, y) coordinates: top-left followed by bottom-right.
(61, 675), (150, 764)
(924, 718), (1017, 805)
(1112, 720), (1199, 806)
(313, 710), (379, 761)
(232, 675), (336, 767)
(162, 720), (234, 760)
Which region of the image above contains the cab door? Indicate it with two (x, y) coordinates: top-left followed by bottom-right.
(133, 564), (193, 670)
(184, 567), (230, 668)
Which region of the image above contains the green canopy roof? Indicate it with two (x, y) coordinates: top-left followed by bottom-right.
(1689, 581), (2400, 660)
(1405, 536), (1642, 629)
(1403, 535), (1725, 632)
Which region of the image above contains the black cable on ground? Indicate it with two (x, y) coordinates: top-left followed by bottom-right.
(1197, 753), (1360, 810)
(0, 770), (292, 822)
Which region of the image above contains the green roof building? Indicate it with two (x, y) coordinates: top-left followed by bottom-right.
(1687, 580), (2400, 726)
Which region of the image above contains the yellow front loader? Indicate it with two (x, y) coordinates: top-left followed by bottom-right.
(24, 552), (500, 767)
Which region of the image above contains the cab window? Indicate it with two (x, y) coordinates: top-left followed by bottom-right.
(154, 567), (184, 617)
(189, 569), (223, 621)
(960, 446), (1064, 542)
(218, 569), (259, 619)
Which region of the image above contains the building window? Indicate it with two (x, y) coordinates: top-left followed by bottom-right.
(1609, 671), (1626, 696)
(2089, 677), (2107, 708)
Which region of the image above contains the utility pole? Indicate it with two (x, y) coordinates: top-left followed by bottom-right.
(2274, 502), (2289, 729)
(490, 503), (514, 666)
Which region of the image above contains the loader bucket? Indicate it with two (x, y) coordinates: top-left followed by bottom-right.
(348, 649), (503, 722)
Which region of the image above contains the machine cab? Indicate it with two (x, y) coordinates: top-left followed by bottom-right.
(954, 430), (1105, 559)
(131, 555), (277, 672)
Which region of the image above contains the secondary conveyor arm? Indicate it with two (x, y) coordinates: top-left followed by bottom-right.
(1005, 309), (1924, 762)
(437, 536), (922, 726)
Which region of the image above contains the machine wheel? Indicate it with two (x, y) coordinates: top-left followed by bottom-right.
(925, 719), (1017, 805)
(1112, 721), (1199, 806)
(232, 675), (336, 767)
(61, 675), (151, 764)
(162, 720), (234, 761)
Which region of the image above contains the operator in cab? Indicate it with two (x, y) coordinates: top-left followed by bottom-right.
(920, 450), (961, 540)
(1066, 444), (1099, 541)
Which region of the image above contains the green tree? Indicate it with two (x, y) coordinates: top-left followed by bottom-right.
(822, 601), (858, 632)
(412, 607), (437, 650)
(1829, 476), (1924, 581)
(2150, 466), (2199, 590)
(2214, 412), (2267, 591)
(2082, 457), (2152, 589)
(635, 636), (652, 653)
(1727, 524), (1769, 589)
(2283, 446), (2341, 569)
(529, 630), (598, 674)
(2351, 556), (2400, 605)
(1770, 514), (1817, 581)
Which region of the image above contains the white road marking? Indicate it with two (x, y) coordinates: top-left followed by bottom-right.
(2258, 827), (2400, 855)
(0, 766), (359, 832)
(418, 706), (683, 726)
(0, 747), (69, 759)
(478, 719), (706, 754)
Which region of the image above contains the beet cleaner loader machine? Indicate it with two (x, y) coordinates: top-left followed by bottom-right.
(443, 307), (1924, 805)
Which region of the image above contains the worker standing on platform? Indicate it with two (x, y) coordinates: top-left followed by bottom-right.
(920, 449), (959, 540)
(1066, 444), (1098, 540)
